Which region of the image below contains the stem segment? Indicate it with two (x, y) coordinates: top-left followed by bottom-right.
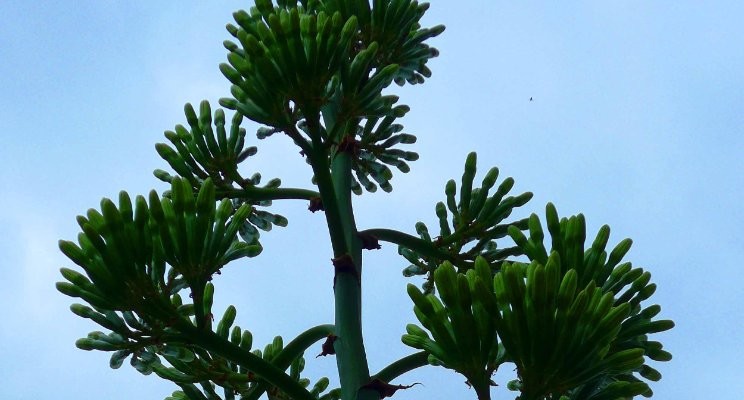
(307, 113), (377, 399)
(371, 351), (429, 382)
(328, 152), (378, 400)
(359, 228), (457, 262)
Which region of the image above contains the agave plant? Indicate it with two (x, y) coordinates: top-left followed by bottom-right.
(57, 1), (673, 400)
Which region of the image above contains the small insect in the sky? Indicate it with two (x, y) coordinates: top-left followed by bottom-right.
(529, 97), (533, 101)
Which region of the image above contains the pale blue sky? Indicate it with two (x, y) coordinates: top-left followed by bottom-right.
(1, 1), (742, 399)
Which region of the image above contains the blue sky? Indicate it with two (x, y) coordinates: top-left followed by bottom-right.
(1, 1), (742, 399)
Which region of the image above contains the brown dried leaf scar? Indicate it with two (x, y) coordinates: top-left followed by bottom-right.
(361, 379), (422, 398)
(316, 334), (337, 357)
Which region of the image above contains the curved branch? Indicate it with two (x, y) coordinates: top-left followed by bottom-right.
(173, 319), (316, 400)
(284, 123), (313, 156)
(243, 324), (336, 400)
(359, 228), (456, 262)
(371, 351), (429, 383)
(277, 323), (336, 367)
(219, 186), (320, 202)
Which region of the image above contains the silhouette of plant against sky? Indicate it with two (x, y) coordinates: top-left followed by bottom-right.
(57, 1), (673, 399)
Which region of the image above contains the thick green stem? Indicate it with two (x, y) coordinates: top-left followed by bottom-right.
(309, 100), (376, 399)
(307, 111), (376, 398)
(371, 351), (429, 383)
(173, 319), (316, 400)
(328, 152), (378, 400)
(309, 151), (348, 255)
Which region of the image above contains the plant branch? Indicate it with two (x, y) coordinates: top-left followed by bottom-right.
(275, 323), (336, 369)
(359, 228), (457, 262)
(243, 324), (336, 400)
(284, 122), (313, 156)
(172, 319), (316, 400)
(218, 186), (319, 202)
(371, 351), (429, 383)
